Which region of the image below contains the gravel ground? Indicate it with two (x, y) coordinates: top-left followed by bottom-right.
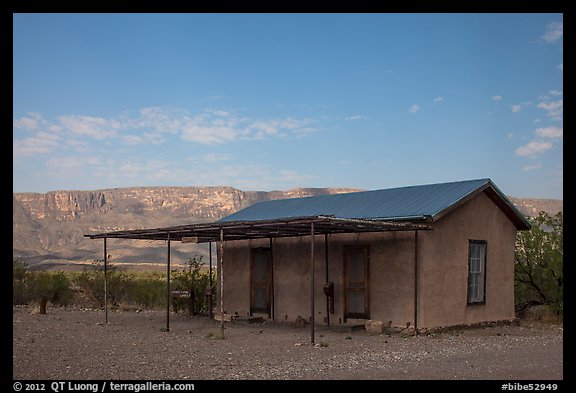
(12, 306), (563, 380)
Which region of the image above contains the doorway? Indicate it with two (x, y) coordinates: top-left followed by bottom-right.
(343, 246), (370, 320)
(250, 248), (272, 316)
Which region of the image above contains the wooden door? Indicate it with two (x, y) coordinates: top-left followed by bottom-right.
(344, 246), (370, 320)
(250, 248), (271, 315)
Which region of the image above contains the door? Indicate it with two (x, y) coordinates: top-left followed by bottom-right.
(344, 246), (370, 320)
(250, 248), (272, 316)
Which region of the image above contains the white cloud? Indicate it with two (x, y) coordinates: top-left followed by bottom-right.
(181, 123), (238, 144)
(537, 99), (563, 121)
(536, 126), (563, 139)
(58, 115), (118, 139)
(542, 21), (563, 43)
(13, 132), (61, 158)
(14, 117), (38, 130)
(200, 153), (232, 163)
(523, 163), (542, 172)
(15, 107), (318, 153)
(491, 95), (502, 102)
(549, 90), (562, 96)
(45, 156), (101, 178)
(515, 141), (553, 157)
(558, 63), (563, 72)
(507, 133), (514, 140)
(533, 119), (541, 124)
(344, 115), (366, 121)
(511, 105), (522, 113)
(433, 97), (444, 103)
(249, 118), (313, 139)
(409, 104), (420, 113)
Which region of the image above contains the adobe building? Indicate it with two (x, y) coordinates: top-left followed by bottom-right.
(86, 178), (530, 339)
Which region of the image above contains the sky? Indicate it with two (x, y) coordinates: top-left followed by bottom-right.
(13, 13), (563, 199)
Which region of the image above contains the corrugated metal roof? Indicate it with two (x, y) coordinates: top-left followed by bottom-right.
(219, 178), (531, 230)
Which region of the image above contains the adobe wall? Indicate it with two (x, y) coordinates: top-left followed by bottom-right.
(417, 191), (517, 328)
(217, 191), (518, 329)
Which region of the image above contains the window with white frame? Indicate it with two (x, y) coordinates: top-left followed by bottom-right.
(467, 240), (487, 304)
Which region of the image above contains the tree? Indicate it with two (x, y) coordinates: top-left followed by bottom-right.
(515, 211), (563, 314)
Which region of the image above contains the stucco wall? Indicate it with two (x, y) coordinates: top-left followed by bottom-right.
(417, 191), (517, 328)
(218, 191), (518, 329)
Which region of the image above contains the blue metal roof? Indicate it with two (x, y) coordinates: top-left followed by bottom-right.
(219, 178), (531, 230)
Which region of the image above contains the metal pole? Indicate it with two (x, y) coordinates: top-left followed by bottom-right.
(414, 230), (419, 336)
(104, 237), (108, 324)
(325, 233), (329, 326)
(269, 237), (274, 320)
(209, 242), (213, 287)
(166, 232), (171, 332)
(209, 241), (213, 319)
(220, 229), (224, 338)
(310, 222), (315, 344)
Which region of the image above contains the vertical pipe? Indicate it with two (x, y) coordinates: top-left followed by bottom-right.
(414, 230), (419, 336)
(209, 242), (213, 287)
(220, 228), (225, 337)
(166, 232), (171, 332)
(325, 233), (329, 326)
(269, 237), (274, 320)
(103, 237), (108, 324)
(310, 222), (315, 344)
(209, 241), (213, 319)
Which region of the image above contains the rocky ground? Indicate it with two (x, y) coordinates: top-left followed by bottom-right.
(12, 306), (563, 380)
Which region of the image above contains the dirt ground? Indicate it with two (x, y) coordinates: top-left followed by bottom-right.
(12, 305), (563, 380)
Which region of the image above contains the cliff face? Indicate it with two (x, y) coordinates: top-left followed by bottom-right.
(12, 186), (359, 267)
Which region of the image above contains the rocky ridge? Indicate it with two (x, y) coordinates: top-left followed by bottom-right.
(12, 186), (562, 269)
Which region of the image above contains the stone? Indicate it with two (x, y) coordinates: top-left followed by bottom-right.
(365, 320), (384, 335)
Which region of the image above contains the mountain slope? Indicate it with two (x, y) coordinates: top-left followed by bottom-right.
(12, 186), (562, 270)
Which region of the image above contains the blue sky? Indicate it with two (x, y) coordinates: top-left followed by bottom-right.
(13, 13), (563, 199)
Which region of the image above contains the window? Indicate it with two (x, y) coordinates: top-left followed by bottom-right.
(467, 241), (487, 304)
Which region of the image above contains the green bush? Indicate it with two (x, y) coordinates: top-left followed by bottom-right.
(13, 259), (31, 305)
(29, 271), (72, 305)
(515, 211), (563, 315)
(171, 256), (214, 315)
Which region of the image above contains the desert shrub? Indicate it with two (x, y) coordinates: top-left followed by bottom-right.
(171, 256), (214, 315)
(27, 270), (73, 312)
(121, 272), (166, 309)
(515, 211), (563, 315)
(13, 259), (31, 305)
(74, 259), (129, 307)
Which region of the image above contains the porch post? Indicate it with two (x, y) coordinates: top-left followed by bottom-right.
(269, 237), (275, 321)
(209, 241), (213, 319)
(103, 237), (108, 324)
(310, 222), (315, 344)
(325, 233), (329, 326)
(414, 230), (419, 336)
(220, 228), (225, 337)
(166, 232), (171, 332)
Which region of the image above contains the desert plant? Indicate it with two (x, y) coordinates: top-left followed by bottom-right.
(28, 271), (72, 313)
(171, 256), (213, 315)
(515, 211), (563, 315)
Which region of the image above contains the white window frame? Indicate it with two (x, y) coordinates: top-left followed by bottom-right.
(467, 240), (487, 304)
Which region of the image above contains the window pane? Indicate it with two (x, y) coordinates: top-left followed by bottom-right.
(468, 242), (486, 303)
